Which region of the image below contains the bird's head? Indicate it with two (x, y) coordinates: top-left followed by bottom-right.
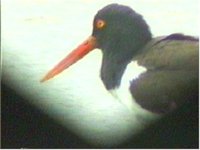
(41, 3), (152, 82)
(93, 4), (152, 52)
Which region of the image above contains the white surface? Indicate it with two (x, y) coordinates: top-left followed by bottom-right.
(2, 0), (198, 147)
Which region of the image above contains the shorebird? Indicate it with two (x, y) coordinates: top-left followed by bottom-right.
(41, 3), (198, 115)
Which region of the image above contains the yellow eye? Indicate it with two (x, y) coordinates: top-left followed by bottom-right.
(96, 19), (106, 29)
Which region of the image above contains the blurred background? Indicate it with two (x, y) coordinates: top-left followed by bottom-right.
(1, 0), (199, 148)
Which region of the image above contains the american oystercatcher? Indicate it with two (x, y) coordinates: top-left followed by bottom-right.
(41, 4), (198, 114)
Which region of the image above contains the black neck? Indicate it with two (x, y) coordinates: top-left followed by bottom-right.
(100, 48), (133, 90)
(100, 33), (152, 90)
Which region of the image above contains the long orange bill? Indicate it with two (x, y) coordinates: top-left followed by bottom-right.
(41, 36), (97, 82)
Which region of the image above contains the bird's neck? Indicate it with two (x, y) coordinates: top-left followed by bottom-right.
(100, 49), (133, 90)
(100, 29), (152, 90)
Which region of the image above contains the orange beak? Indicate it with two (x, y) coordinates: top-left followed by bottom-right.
(41, 36), (97, 82)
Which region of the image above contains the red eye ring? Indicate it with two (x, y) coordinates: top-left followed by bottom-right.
(96, 19), (106, 29)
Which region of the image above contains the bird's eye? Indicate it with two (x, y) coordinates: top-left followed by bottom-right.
(96, 19), (106, 29)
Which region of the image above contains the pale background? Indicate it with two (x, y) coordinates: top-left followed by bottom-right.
(2, 0), (199, 147)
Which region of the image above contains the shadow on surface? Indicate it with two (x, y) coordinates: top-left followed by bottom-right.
(1, 83), (199, 148)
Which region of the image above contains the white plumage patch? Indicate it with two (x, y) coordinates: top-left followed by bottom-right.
(109, 60), (148, 112)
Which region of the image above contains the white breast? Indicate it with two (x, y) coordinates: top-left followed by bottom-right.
(109, 61), (155, 116)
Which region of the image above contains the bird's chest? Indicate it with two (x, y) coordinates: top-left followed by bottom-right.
(108, 61), (149, 113)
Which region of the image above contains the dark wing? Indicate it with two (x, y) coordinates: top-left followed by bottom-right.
(131, 34), (199, 113)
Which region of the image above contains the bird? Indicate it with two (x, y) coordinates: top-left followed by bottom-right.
(41, 3), (198, 115)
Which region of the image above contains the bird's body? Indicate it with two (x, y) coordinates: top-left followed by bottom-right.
(42, 4), (198, 116)
(115, 35), (198, 113)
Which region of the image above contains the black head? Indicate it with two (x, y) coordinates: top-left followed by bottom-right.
(92, 3), (152, 58)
